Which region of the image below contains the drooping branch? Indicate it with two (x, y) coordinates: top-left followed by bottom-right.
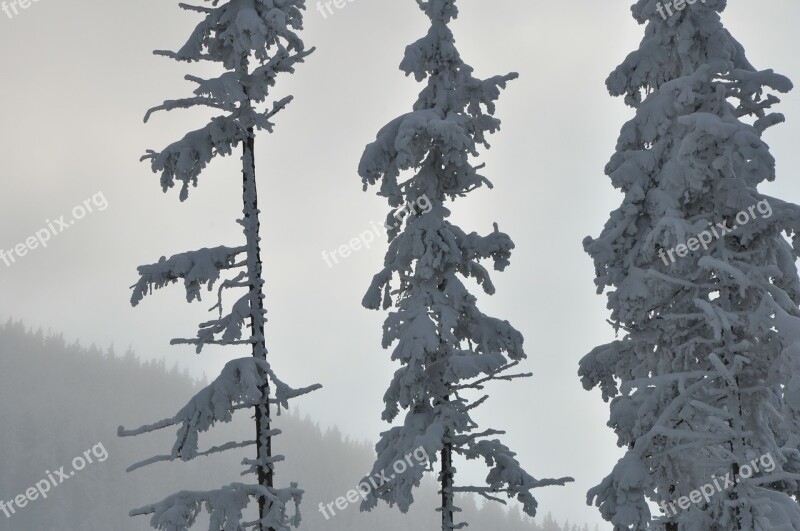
(131, 246), (246, 305)
(118, 358), (320, 461)
(130, 482), (303, 531)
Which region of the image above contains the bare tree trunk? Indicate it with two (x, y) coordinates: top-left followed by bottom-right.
(441, 438), (454, 531)
(728, 362), (745, 530)
(242, 128), (273, 531)
(666, 482), (678, 531)
(440, 387), (453, 531)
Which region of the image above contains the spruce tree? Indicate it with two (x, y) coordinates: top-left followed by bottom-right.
(117, 1), (320, 529)
(357, 0), (571, 529)
(580, 1), (800, 529)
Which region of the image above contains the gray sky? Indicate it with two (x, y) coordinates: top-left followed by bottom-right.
(1, 0), (799, 527)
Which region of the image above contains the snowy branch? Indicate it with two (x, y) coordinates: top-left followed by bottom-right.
(131, 246), (245, 306)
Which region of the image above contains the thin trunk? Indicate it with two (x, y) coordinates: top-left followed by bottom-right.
(732, 462), (741, 531)
(731, 373), (745, 530)
(440, 438), (454, 531)
(242, 128), (273, 531)
(440, 387), (453, 531)
(720, 283), (745, 531)
(665, 481), (677, 531)
(719, 368), (745, 531)
(437, 271), (454, 531)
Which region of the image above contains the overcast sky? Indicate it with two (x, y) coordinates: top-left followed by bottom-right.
(1, 0), (799, 527)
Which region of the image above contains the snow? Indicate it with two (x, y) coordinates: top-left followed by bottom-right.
(580, 0), (800, 528)
(356, 0), (571, 527)
(121, 1), (319, 529)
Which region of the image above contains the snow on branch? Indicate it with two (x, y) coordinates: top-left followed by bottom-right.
(131, 482), (303, 531)
(464, 74), (520, 122)
(144, 96), (237, 123)
(587, 451), (652, 529)
(141, 113), (246, 200)
(362, 217), (516, 314)
(131, 246), (245, 306)
(118, 358), (321, 462)
(457, 439), (573, 518)
(361, 109), (472, 173)
(154, 2), (308, 70)
(359, 111), (498, 205)
(360, 415), (441, 514)
(171, 293), (253, 353)
(141, 101), (290, 200)
(183, 71), (248, 109)
(452, 359), (531, 391)
(579, 340), (631, 402)
(456, 222), (514, 275)
(248, 47), (314, 103)
(463, 311), (525, 361)
(144, 48), (313, 122)
(443, 350), (509, 385)
(126, 440), (256, 473)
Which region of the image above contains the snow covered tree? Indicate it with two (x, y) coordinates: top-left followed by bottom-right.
(580, 1), (800, 529)
(356, 1), (571, 529)
(117, 1), (320, 530)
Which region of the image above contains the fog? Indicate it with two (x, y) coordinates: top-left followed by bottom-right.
(1, 0), (799, 528)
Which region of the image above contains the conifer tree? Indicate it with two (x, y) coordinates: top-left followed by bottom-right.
(357, 1), (571, 529)
(117, 1), (320, 529)
(580, 1), (800, 529)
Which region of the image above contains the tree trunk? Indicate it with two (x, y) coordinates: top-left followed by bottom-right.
(242, 128), (273, 531)
(441, 438), (454, 531)
(666, 482), (677, 531)
(440, 387), (453, 531)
